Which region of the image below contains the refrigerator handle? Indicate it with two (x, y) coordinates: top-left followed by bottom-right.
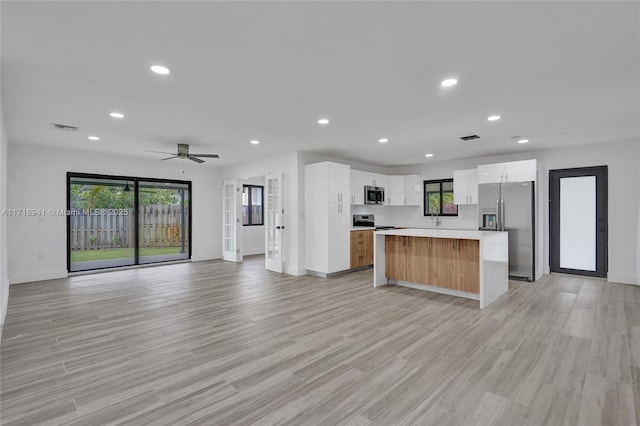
(500, 198), (506, 231)
(496, 197), (501, 230)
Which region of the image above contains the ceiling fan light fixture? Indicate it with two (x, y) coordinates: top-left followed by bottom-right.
(147, 143), (219, 163)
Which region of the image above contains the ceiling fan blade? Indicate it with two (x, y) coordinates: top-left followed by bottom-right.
(146, 150), (175, 155)
(161, 155), (179, 161)
(189, 154), (220, 158)
(187, 156), (205, 164)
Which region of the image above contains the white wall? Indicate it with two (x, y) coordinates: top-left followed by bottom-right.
(388, 138), (640, 285)
(242, 176), (265, 256)
(220, 151), (303, 275)
(0, 101), (9, 334)
(7, 144), (222, 284)
(636, 138), (640, 284)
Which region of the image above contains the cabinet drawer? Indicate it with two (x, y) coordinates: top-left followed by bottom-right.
(350, 250), (373, 268)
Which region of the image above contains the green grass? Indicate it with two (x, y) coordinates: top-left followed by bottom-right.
(71, 247), (183, 262)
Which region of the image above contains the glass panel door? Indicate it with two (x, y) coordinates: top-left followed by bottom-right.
(265, 173), (283, 273)
(69, 176), (135, 272)
(138, 181), (190, 264)
(560, 176), (596, 270)
(549, 166), (608, 278)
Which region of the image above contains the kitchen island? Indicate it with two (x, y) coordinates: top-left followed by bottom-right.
(373, 228), (508, 308)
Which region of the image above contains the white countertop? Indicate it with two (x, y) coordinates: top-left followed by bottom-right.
(374, 227), (502, 240)
(351, 227), (375, 231)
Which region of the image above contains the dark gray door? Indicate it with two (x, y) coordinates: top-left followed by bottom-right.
(549, 166), (608, 277)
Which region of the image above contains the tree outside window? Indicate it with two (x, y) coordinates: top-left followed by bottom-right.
(424, 179), (458, 216)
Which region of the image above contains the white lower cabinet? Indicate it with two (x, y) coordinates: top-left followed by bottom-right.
(305, 162), (351, 275)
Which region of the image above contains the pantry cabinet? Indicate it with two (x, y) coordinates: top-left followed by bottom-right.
(305, 162), (351, 275)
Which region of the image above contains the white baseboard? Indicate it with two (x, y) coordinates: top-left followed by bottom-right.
(191, 254), (221, 262)
(607, 273), (639, 285)
(243, 248), (265, 256)
(286, 266), (307, 276)
(10, 269), (68, 284)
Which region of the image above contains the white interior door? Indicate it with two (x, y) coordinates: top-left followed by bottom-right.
(265, 173), (283, 273)
(222, 179), (243, 262)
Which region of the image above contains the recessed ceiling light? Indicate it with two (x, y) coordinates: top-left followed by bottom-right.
(440, 78), (458, 87)
(378, 138), (389, 143)
(425, 153), (434, 158)
(150, 65), (170, 75)
(487, 115), (501, 121)
(518, 139), (529, 144)
(109, 112), (124, 119)
(88, 136), (100, 141)
(317, 118), (330, 125)
(250, 140), (260, 145)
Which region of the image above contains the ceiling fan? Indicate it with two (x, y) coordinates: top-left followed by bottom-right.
(147, 143), (220, 163)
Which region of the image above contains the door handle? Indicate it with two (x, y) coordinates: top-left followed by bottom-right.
(276, 226), (284, 230)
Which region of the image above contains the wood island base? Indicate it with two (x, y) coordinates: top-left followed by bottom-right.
(374, 228), (509, 309)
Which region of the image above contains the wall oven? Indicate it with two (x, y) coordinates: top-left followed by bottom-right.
(364, 186), (385, 205)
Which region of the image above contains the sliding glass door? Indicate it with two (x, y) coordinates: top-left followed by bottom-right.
(138, 181), (190, 264)
(68, 173), (191, 272)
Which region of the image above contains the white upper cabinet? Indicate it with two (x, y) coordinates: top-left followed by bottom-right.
(350, 170), (365, 205)
(361, 172), (388, 189)
(351, 171), (421, 206)
(404, 175), (422, 206)
(478, 159), (537, 183)
(387, 176), (405, 206)
(505, 159), (537, 182)
(453, 169), (479, 204)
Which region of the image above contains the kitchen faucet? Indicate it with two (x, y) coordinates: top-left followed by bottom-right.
(431, 206), (441, 226)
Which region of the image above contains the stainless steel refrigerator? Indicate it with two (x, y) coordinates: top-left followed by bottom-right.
(478, 181), (535, 280)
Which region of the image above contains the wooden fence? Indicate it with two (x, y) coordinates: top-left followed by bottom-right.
(70, 205), (189, 251)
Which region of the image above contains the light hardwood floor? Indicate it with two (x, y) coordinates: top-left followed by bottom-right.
(1, 256), (639, 425)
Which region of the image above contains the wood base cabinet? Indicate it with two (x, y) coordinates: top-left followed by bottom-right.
(351, 229), (374, 268)
(385, 235), (479, 293)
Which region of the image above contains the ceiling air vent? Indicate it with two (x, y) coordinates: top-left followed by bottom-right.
(460, 134), (480, 141)
(50, 122), (78, 132)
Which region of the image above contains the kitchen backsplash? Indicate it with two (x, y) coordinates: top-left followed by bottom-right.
(351, 204), (478, 230)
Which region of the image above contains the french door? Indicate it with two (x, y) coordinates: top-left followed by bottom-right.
(222, 179), (243, 262)
(265, 173), (283, 273)
(549, 166), (608, 277)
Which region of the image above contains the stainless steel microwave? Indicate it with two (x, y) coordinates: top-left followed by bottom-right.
(364, 186), (385, 205)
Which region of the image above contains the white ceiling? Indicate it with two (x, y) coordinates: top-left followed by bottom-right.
(2, 1), (639, 167)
